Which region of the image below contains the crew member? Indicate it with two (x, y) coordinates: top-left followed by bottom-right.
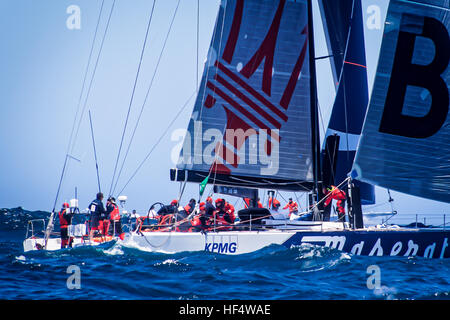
(199, 197), (215, 228)
(107, 197), (124, 240)
(323, 186), (346, 222)
(204, 197), (215, 217)
(59, 202), (74, 249)
(268, 197), (281, 211)
(283, 198), (299, 217)
(213, 198), (234, 230)
(224, 201), (236, 223)
(157, 199), (179, 216)
(128, 209), (140, 231)
(184, 198), (197, 215)
(189, 202), (205, 231)
(89, 192), (106, 241)
(243, 197), (263, 208)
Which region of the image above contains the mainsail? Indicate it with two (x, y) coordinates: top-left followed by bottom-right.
(322, 0), (375, 204)
(352, 0), (450, 203)
(172, 0), (318, 191)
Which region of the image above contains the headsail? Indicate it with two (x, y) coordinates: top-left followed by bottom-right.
(322, 0), (375, 204)
(352, 0), (450, 203)
(172, 0), (317, 191)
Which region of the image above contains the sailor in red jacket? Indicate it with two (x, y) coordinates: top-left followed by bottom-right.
(183, 198), (196, 215)
(283, 198), (298, 216)
(268, 197), (281, 211)
(323, 186), (346, 222)
(107, 197), (124, 240)
(213, 198), (234, 230)
(190, 202), (206, 231)
(243, 197), (263, 208)
(224, 201), (236, 223)
(59, 202), (74, 249)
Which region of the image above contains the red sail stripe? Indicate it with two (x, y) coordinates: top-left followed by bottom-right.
(206, 81), (280, 142)
(215, 74), (282, 129)
(344, 60), (367, 68)
(210, 161), (231, 175)
(279, 25), (308, 110)
(215, 142), (240, 168)
(222, 0), (244, 64)
(215, 61), (288, 122)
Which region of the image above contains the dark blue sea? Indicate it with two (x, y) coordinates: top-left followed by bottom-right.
(1, 207), (449, 300)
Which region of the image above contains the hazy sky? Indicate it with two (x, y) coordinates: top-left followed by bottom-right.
(1, 0), (449, 218)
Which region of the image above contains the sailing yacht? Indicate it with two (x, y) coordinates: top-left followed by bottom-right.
(124, 0), (450, 258)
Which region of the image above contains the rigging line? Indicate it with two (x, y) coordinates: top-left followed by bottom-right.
(51, 0), (106, 213)
(67, 0), (106, 159)
(117, 90), (196, 196)
(294, 192), (304, 212)
(342, 71), (350, 164)
(318, 101), (336, 184)
(89, 110), (102, 193)
(341, 0), (356, 166)
(70, 0), (116, 156)
(196, 0), (200, 93)
(111, 0), (180, 196)
(109, 0), (157, 197)
(277, 191), (288, 203)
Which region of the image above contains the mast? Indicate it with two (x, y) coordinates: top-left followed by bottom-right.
(307, 0), (323, 205)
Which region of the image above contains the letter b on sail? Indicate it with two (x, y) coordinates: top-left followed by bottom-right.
(379, 14), (450, 138)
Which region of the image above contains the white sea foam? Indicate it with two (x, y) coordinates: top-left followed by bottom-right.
(103, 244), (124, 256)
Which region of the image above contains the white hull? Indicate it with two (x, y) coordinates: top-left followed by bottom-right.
(124, 221), (348, 255)
(123, 223), (450, 258)
(23, 237), (114, 252)
(124, 230), (296, 255)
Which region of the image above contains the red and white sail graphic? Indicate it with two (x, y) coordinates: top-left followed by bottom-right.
(179, 0), (313, 182)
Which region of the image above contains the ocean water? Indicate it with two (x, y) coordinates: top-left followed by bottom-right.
(1, 207), (449, 300)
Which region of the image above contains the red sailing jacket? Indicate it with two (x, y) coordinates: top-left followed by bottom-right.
(109, 203), (120, 221)
(59, 209), (71, 228)
(324, 186), (346, 214)
(283, 201), (298, 213)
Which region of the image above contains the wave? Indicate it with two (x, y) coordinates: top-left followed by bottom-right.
(0, 208), (449, 299)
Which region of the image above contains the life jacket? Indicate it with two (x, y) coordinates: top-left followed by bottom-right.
(224, 203), (236, 223)
(109, 203), (120, 221)
(58, 209), (70, 228)
(183, 201), (195, 214)
(324, 186), (346, 207)
(268, 197), (281, 210)
(283, 201), (298, 214)
(244, 198), (263, 209)
(213, 210), (233, 230)
(191, 215), (202, 227)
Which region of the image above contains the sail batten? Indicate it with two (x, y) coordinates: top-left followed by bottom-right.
(353, 0), (450, 203)
(174, 0), (316, 191)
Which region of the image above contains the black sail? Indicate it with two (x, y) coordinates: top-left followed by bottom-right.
(172, 0), (316, 191)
